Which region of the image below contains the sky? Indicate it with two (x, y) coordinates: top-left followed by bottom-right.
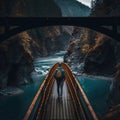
(77, 0), (91, 7)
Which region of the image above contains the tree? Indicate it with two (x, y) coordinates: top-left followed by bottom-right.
(91, 0), (96, 9)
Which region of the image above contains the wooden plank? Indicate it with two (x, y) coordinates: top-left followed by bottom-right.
(50, 92), (55, 119)
(53, 97), (56, 119)
(61, 99), (65, 119)
(46, 98), (52, 119)
(45, 81), (75, 120)
(63, 98), (67, 119)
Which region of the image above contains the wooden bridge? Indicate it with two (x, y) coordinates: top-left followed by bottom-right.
(23, 62), (98, 120)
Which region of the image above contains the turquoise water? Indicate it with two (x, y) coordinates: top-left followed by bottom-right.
(77, 76), (112, 118)
(0, 75), (45, 120)
(0, 51), (112, 120)
(0, 51), (64, 120)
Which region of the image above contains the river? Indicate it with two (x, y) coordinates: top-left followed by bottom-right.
(0, 51), (112, 120)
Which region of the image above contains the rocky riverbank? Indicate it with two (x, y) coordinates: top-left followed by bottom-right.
(75, 73), (114, 81)
(0, 87), (24, 96)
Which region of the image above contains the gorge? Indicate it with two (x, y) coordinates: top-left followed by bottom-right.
(0, 0), (120, 120)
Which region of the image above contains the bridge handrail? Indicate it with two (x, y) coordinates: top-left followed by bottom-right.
(65, 69), (88, 119)
(23, 63), (59, 120)
(62, 62), (99, 120)
(74, 74), (99, 120)
(24, 62), (98, 120)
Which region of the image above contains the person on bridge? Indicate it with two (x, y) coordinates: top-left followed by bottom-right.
(54, 63), (65, 97)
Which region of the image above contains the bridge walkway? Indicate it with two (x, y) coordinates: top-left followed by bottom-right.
(23, 62), (99, 120)
(44, 81), (76, 120)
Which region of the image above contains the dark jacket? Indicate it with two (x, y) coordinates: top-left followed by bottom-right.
(54, 67), (65, 80)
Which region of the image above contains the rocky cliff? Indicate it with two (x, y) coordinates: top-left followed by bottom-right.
(84, 36), (116, 75)
(0, 32), (35, 88)
(0, 0), (62, 88)
(65, 0), (120, 76)
(55, 0), (90, 16)
(85, 0), (120, 77)
(65, 0), (120, 116)
(0, 0), (90, 88)
(0, 0), (61, 17)
(91, 0), (120, 17)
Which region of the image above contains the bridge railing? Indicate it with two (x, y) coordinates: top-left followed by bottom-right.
(23, 63), (59, 120)
(62, 62), (99, 120)
(24, 62), (98, 120)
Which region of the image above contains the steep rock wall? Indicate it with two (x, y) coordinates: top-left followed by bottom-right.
(65, 0), (120, 76)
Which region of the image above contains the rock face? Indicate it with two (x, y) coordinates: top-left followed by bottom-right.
(84, 36), (116, 75)
(65, 0), (120, 76)
(0, 32), (35, 88)
(25, 0), (62, 17)
(115, 63), (120, 86)
(85, 0), (120, 77)
(0, 0), (62, 88)
(0, 0), (90, 88)
(65, 0), (120, 115)
(102, 104), (120, 120)
(91, 0), (120, 16)
(30, 27), (71, 56)
(55, 0), (90, 16)
(0, 0), (62, 17)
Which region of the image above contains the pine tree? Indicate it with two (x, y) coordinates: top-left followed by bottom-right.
(91, 0), (97, 13)
(91, 0), (96, 8)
